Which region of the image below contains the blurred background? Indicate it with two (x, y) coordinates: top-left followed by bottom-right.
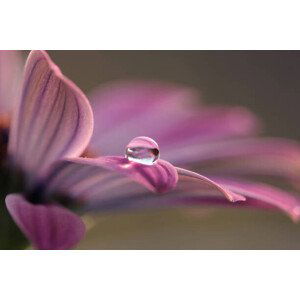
(43, 51), (300, 249)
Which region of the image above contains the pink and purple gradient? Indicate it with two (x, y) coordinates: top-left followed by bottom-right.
(1, 50), (300, 249)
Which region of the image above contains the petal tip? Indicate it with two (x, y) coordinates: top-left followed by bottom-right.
(9, 50), (94, 178)
(230, 192), (246, 202)
(292, 206), (300, 223)
(28, 50), (63, 76)
(6, 194), (86, 250)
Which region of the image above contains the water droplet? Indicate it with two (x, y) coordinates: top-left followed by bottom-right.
(125, 136), (160, 165)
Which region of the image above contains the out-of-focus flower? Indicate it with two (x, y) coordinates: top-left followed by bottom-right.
(86, 81), (300, 221)
(0, 50), (94, 249)
(0, 51), (244, 249)
(0, 51), (22, 164)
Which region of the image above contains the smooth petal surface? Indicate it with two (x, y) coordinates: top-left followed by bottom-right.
(97, 157), (178, 193)
(89, 81), (198, 155)
(5, 194), (85, 249)
(165, 138), (300, 181)
(0, 50), (23, 116)
(87, 174), (300, 222)
(8, 50), (93, 181)
(176, 168), (245, 202)
(212, 177), (300, 222)
(157, 106), (260, 148)
(88, 81), (259, 156)
(45, 156), (178, 205)
(86, 167), (245, 212)
(43, 158), (245, 213)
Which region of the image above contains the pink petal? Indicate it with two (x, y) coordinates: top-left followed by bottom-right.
(45, 156), (178, 204)
(88, 81), (259, 156)
(211, 177), (300, 221)
(157, 106), (260, 147)
(166, 138), (300, 181)
(176, 168), (245, 202)
(43, 157), (244, 213)
(89, 80), (198, 155)
(88, 171), (246, 212)
(5, 194), (85, 250)
(98, 156), (178, 193)
(0, 50), (23, 116)
(8, 50), (93, 181)
(91, 175), (300, 222)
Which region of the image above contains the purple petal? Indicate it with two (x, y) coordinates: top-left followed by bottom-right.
(176, 168), (245, 202)
(43, 158), (245, 214)
(88, 81), (260, 156)
(5, 194), (85, 250)
(158, 106), (260, 147)
(89, 175), (300, 222)
(45, 156), (178, 204)
(8, 50), (93, 181)
(98, 156), (178, 193)
(88, 170), (246, 212)
(211, 177), (300, 222)
(0, 50), (23, 116)
(166, 138), (300, 181)
(89, 81), (198, 155)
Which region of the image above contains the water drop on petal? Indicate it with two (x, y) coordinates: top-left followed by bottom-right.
(125, 136), (160, 165)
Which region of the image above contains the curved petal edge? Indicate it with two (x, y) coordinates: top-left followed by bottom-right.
(8, 50), (94, 180)
(176, 168), (246, 202)
(5, 194), (85, 250)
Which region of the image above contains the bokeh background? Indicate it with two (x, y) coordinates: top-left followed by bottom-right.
(38, 51), (300, 249)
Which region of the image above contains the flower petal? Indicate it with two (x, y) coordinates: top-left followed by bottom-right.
(166, 138), (300, 182)
(88, 81), (259, 156)
(101, 157), (178, 193)
(5, 193), (85, 250)
(211, 177), (300, 222)
(107, 176), (300, 222)
(157, 106), (260, 148)
(87, 170), (245, 212)
(86, 175), (300, 223)
(45, 156), (178, 204)
(176, 168), (245, 202)
(43, 158), (244, 214)
(0, 50), (23, 116)
(89, 81), (198, 155)
(8, 50), (93, 181)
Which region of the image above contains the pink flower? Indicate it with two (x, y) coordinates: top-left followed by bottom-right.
(1, 50), (299, 250)
(0, 51), (243, 249)
(86, 80), (300, 221)
(0, 50), (93, 249)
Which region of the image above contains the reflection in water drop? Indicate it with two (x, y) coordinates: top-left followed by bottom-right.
(125, 136), (160, 166)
